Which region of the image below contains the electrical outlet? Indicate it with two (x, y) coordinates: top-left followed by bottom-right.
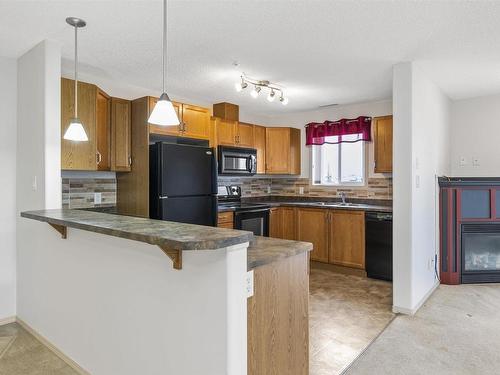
(459, 156), (467, 166)
(94, 192), (102, 205)
(299, 186), (304, 195)
(472, 157), (480, 166)
(32, 176), (37, 191)
(267, 185), (271, 194)
(428, 257), (435, 271)
(246, 270), (254, 298)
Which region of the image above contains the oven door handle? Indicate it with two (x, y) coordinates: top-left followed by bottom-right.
(234, 208), (270, 215)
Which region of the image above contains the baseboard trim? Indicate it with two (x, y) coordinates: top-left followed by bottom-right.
(16, 318), (90, 375)
(393, 281), (440, 315)
(0, 316), (16, 326)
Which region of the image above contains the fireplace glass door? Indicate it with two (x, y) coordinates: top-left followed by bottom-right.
(462, 224), (500, 283)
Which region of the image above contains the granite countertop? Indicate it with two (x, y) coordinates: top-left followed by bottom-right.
(247, 236), (313, 270)
(21, 209), (253, 251)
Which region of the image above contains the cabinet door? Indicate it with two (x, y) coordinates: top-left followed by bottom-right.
(266, 128), (291, 174)
(182, 104), (211, 139)
(96, 89), (111, 171)
(148, 97), (182, 136)
(61, 78), (97, 170)
(253, 125), (266, 174)
(269, 208), (282, 238)
(216, 119), (237, 146)
(111, 98), (132, 172)
(282, 207), (297, 240)
(329, 210), (365, 269)
(237, 122), (254, 148)
(374, 116), (393, 173)
(297, 208), (329, 263)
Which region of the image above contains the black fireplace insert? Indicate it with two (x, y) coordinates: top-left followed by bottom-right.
(461, 224), (500, 283)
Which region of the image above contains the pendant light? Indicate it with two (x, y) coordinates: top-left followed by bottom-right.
(63, 17), (88, 142)
(148, 0), (180, 126)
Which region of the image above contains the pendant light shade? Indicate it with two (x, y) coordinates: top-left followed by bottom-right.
(64, 17), (89, 142)
(148, 93), (179, 126)
(148, 0), (180, 126)
(64, 118), (88, 141)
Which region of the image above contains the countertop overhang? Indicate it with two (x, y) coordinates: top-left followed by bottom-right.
(21, 209), (253, 251)
(21, 209), (313, 270)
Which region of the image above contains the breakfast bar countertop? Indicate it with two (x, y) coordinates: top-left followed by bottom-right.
(21, 209), (253, 251)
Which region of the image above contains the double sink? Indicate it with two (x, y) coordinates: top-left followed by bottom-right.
(275, 201), (375, 209)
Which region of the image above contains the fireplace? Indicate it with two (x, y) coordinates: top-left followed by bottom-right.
(462, 224), (500, 283)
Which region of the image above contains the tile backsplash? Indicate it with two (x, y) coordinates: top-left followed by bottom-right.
(218, 176), (392, 200)
(62, 175), (391, 209)
(62, 177), (116, 209)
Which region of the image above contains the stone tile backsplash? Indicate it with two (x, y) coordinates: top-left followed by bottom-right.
(218, 176), (392, 200)
(62, 175), (391, 209)
(62, 177), (116, 209)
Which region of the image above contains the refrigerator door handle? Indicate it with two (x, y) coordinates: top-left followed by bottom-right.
(159, 196), (169, 200)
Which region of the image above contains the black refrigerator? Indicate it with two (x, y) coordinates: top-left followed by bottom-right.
(149, 142), (217, 226)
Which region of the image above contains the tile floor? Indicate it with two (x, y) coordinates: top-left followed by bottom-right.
(0, 267), (394, 375)
(309, 267), (394, 375)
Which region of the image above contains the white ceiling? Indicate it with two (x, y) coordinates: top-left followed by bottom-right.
(2, 1), (500, 115)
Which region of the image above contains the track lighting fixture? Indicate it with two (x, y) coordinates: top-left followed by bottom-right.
(235, 73), (288, 105)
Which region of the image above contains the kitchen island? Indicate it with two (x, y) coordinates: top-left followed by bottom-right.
(20, 209), (312, 375)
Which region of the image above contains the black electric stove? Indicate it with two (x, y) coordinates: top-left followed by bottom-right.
(218, 185), (270, 236)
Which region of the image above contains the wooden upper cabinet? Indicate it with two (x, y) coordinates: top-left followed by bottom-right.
(297, 208), (329, 263)
(61, 78), (110, 171)
(236, 122), (254, 148)
(265, 127), (301, 175)
(329, 210), (365, 269)
(111, 98), (132, 172)
(96, 89), (111, 171)
(182, 104), (210, 139)
(374, 115), (393, 173)
(215, 118), (237, 146)
(253, 125), (266, 174)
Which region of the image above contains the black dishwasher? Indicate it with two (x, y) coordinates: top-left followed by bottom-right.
(365, 211), (393, 281)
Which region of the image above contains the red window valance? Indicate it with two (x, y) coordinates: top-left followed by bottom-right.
(305, 116), (372, 146)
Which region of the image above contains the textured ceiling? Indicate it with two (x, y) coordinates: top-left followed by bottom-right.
(2, 1), (500, 115)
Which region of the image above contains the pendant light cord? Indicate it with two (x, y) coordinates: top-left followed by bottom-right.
(162, 0), (167, 94)
(74, 24), (78, 118)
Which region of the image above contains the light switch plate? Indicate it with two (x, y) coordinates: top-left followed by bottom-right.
(472, 157), (480, 166)
(246, 270), (254, 298)
(299, 187), (304, 195)
(94, 192), (102, 204)
(459, 156), (467, 166)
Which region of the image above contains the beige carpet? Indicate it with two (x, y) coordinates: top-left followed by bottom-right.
(345, 284), (500, 375)
(0, 323), (77, 375)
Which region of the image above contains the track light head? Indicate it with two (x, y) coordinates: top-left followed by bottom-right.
(235, 77), (248, 92)
(267, 89), (276, 102)
(251, 85), (261, 98)
(280, 95), (289, 105)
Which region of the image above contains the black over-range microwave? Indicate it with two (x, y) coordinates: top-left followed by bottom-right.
(217, 146), (257, 175)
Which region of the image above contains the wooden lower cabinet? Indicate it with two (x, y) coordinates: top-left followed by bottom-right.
(296, 208), (329, 263)
(248, 251), (309, 375)
(269, 207), (297, 240)
(329, 210), (366, 269)
(217, 211), (234, 229)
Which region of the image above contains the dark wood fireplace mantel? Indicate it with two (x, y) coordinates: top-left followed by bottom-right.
(439, 177), (500, 284)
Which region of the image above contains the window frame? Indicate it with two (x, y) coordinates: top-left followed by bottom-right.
(311, 140), (367, 187)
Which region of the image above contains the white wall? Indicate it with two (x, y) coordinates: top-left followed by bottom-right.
(262, 100), (393, 179)
(450, 93), (500, 176)
(0, 56), (17, 321)
(393, 62), (451, 314)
